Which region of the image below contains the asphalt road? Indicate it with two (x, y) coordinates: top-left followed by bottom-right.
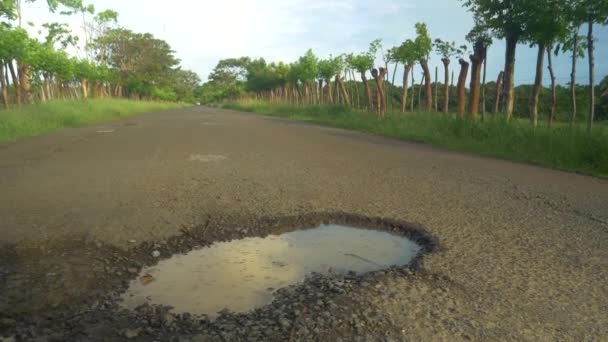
(1, 106), (607, 340)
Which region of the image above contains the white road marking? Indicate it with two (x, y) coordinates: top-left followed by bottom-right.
(188, 154), (228, 162)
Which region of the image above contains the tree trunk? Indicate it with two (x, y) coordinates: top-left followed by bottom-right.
(334, 78), (340, 104)
(351, 70), (359, 109)
(0, 62), (8, 109)
(457, 58), (470, 117)
(326, 78), (334, 104)
(375, 77), (382, 113)
(401, 64), (412, 112)
(361, 72), (373, 112)
(469, 44), (486, 119)
(529, 43), (546, 127)
(45, 75), (52, 100)
(570, 33), (578, 125)
(503, 32), (518, 118)
(372, 68), (387, 117)
(587, 19), (594, 133)
(547, 46), (557, 127)
(335, 76), (350, 106)
(3, 64), (9, 92)
(8, 62), (21, 106)
(384, 62), (389, 113)
(410, 70), (415, 112)
(39, 84), (46, 102)
(481, 54), (487, 120)
(81, 79), (89, 98)
(450, 70), (455, 112)
(71, 86), (79, 99)
(391, 62), (398, 112)
(442, 58), (450, 113)
(17, 63), (32, 104)
(418, 73), (424, 112)
(318, 79), (324, 104)
(420, 59), (432, 112)
(494, 71), (504, 114)
(57, 77), (64, 99)
(434, 66), (438, 112)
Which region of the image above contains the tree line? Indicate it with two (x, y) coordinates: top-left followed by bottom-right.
(200, 0), (608, 131)
(0, 0), (200, 109)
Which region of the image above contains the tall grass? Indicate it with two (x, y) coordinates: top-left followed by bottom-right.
(0, 99), (184, 143)
(223, 100), (608, 177)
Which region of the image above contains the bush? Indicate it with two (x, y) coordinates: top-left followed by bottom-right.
(151, 87), (178, 101)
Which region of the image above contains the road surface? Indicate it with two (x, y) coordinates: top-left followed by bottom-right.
(0, 106), (607, 340)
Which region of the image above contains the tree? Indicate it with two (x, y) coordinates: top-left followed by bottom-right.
(466, 20), (492, 119)
(296, 49), (318, 104)
(0, 0), (196, 107)
(393, 39), (417, 112)
(434, 39), (459, 113)
(57, 0), (95, 58)
(371, 67), (387, 116)
(208, 57), (249, 86)
(0, 27), (30, 105)
(86, 9), (118, 63)
(493, 71), (504, 114)
(414, 23), (433, 112)
(557, 1), (588, 124)
(456, 45), (470, 117)
(98, 28), (179, 98)
(348, 40), (380, 112)
(462, 0), (533, 118)
(597, 76), (608, 120)
(525, 0), (568, 127)
(332, 55), (350, 106)
(456, 46), (469, 117)
(1, 0), (17, 20)
(370, 39), (386, 114)
(546, 46), (557, 126)
(386, 47), (398, 94)
(580, 0), (608, 131)
(317, 56), (341, 104)
(170, 69), (201, 103)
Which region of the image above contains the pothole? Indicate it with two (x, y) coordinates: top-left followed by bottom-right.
(121, 224), (421, 317)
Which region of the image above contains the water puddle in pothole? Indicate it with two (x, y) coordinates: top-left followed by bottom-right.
(121, 224), (421, 317)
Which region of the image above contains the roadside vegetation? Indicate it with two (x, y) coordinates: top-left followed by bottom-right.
(223, 100), (608, 176)
(0, 1), (199, 142)
(0, 99), (183, 143)
(0, 1), (200, 108)
(201, 0), (608, 176)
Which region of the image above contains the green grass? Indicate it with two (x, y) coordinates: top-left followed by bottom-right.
(223, 99), (608, 177)
(0, 99), (184, 143)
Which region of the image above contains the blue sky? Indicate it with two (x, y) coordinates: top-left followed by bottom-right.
(23, 0), (607, 86)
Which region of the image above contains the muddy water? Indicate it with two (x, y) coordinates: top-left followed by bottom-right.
(121, 225), (421, 317)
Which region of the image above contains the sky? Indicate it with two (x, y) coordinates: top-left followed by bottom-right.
(22, 0), (608, 86)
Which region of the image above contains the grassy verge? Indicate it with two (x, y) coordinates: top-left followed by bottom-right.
(223, 100), (608, 177)
(0, 99), (185, 143)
